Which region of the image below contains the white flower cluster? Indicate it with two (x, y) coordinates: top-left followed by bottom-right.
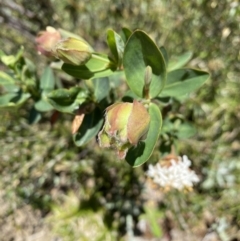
(146, 155), (200, 191)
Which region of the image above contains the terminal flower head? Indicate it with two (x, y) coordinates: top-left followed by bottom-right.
(146, 155), (200, 191)
(98, 100), (150, 159)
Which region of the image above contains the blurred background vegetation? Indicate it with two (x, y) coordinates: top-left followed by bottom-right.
(0, 0), (240, 240)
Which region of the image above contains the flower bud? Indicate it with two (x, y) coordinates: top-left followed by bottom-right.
(98, 100), (150, 159)
(52, 37), (93, 66)
(35, 26), (61, 57)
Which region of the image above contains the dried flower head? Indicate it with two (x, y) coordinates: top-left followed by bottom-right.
(146, 155), (200, 191)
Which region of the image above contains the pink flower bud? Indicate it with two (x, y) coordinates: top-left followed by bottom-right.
(98, 100), (150, 159)
(35, 26), (61, 57)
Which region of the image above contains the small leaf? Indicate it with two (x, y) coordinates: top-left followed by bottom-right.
(0, 71), (19, 92)
(1, 47), (24, 68)
(121, 27), (132, 43)
(62, 53), (114, 79)
(48, 87), (81, 103)
(92, 77), (110, 102)
(0, 93), (18, 107)
(161, 119), (174, 134)
(160, 68), (210, 97)
(40, 67), (55, 90)
(9, 93), (30, 106)
(125, 102), (162, 167)
(47, 87), (88, 113)
(25, 58), (36, 74)
(0, 71), (15, 85)
(0, 92), (30, 108)
(123, 30), (166, 98)
(107, 29), (124, 67)
(34, 98), (54, 112)
(168, 51), (193, 71)
(73, 108), (103, 146)
(177, 122), (196, 139)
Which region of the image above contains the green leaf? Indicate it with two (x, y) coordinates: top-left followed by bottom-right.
(40, 67), (55, 90)
(168, 51), (193, 71)
(177, 122), (196, 139)
(123, 30), (166, 98)
(0, 71), (15, 85)
(0, 93), (18, 107)
(47, 87), (88, 113)
(62, 53), (115, 80)
(92, 77), (110, 102)
(160, 68), (210, 97)
(125, 102), (162, 167)
(10, 93), (30, 106)
(159, 46), (168, 66)
(121, 27), (132, 43)
(107, 29), (124, 67)
(0, 71), (20, 92)
(34, 98), (54, 112)
(0, 92), (30, 108)
(1, 47), (24, 68)
(73, 108), (103, 146)
(161, 119), (174, 134)
(47, 87), (81, 103)
(25, 58), (36, 74)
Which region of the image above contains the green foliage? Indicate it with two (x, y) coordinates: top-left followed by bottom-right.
(0, 48), (38, 109)
(1, 0), (239, 240)
(0, 27), (208, 166)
